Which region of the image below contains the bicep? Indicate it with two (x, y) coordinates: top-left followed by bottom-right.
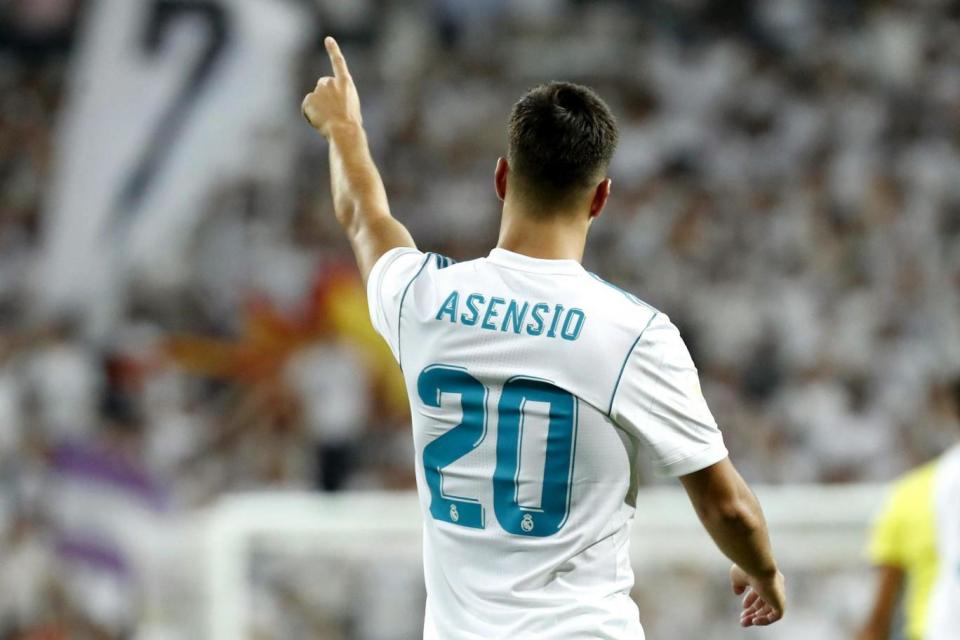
(349, 213), (417, 285)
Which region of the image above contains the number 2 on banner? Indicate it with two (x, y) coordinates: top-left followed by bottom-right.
(118, 0), (229, 217)
(417, 365), (577, 537)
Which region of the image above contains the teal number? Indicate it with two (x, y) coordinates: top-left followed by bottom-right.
(494, 377), (576, 537)
(418, 365), (487, 528)
(417, 366), (577, 536)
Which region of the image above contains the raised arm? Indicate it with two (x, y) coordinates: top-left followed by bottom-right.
(302, 37), (416, 284)
(679, 458), (786, 627)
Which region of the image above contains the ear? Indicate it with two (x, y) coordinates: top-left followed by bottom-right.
(495, 157), (509, 202)
(588, 178), (612, 219)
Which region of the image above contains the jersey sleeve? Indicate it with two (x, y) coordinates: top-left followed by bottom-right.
(610, 313), (728, 477)
(366, 247), (428, 362)
(868, 484), (907, 567)
(867, 462), (940, 568)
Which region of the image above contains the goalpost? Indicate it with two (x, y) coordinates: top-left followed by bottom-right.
(152, 485), (886, 639)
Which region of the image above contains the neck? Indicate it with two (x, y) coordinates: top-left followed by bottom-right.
(496, 200), (590, 262)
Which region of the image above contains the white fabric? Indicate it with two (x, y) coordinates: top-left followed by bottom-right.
(40, 0), (310, 331)
(368, 247), (727, 639)
(926, 444), (960, 640)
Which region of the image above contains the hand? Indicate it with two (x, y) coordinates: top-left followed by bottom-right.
(730, 564), (786, 627)
(302, 37), (362, 137)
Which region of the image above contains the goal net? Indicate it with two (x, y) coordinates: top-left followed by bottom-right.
(142, 485), (886, 640)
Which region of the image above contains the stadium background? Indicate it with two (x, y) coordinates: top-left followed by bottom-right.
(1, 0), (959, 638)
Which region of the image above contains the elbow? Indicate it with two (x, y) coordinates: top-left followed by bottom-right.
(333, 198), (358, 233)
(333, 198), (390, 239)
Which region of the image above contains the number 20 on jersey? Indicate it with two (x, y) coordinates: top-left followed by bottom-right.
(418, 365), (577, 538)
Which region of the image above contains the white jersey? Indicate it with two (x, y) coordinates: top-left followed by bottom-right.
(927, 444), (960, 640)
(368, 247), (728, 640)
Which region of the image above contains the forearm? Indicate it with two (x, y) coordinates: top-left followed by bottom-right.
(303, 37), (417, 282)
(327, 122), (390, 234)
(326, 121), (415, 280)
(681, 460), (778, 578)
(682, 460), (785, 625)
(696, 485), (778, 578)
(680, 460), (777, 577)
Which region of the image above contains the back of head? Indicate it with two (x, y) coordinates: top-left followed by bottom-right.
(508, 82), (618, 213)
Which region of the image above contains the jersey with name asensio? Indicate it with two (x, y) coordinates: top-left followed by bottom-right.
(367, 247), (728, 640)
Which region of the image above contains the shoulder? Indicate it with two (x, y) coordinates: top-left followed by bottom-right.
(893, 460), (939, 501)
(580, 273), (693, 371)
(424, 252), (458, 271)
(365, 248), (462, 366)
(368, 249), (459, 293)
(870, 459), (941, 568)
(582, 271), (661, 333)
(585, 271), (660, 314)
(369, 247), (427, 286)
(879, 460), (938, 527)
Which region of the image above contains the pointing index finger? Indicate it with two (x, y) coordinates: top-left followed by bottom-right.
(325, 36), (350, 80)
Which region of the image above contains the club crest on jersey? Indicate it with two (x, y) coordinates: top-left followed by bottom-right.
(521, 513), (535, 533)
(449, 504), (460, 522)
(434, 290), (585, 341)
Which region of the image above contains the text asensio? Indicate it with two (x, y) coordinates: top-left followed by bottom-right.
(434, 291), (586, 341)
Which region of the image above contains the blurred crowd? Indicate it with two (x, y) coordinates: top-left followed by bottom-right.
(1, 0), (959, 637)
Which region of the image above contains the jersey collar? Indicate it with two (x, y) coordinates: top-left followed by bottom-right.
(486, 248), (585, 275)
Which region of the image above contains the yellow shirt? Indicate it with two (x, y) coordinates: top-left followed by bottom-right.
(868, 461), (940, 640)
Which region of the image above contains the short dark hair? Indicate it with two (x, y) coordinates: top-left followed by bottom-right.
(508, 81), (618, 210)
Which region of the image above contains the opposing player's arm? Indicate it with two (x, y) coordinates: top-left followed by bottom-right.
(302, 37), (416, 284)
(857, 477), (912, 640)
(855, 566), (903, 640)
(679, 459), (786, 627)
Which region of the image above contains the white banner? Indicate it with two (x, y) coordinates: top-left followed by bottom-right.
(39, 0), (311, 333)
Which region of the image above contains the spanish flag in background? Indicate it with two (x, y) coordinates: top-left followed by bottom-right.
(164, 259), (408, 420)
